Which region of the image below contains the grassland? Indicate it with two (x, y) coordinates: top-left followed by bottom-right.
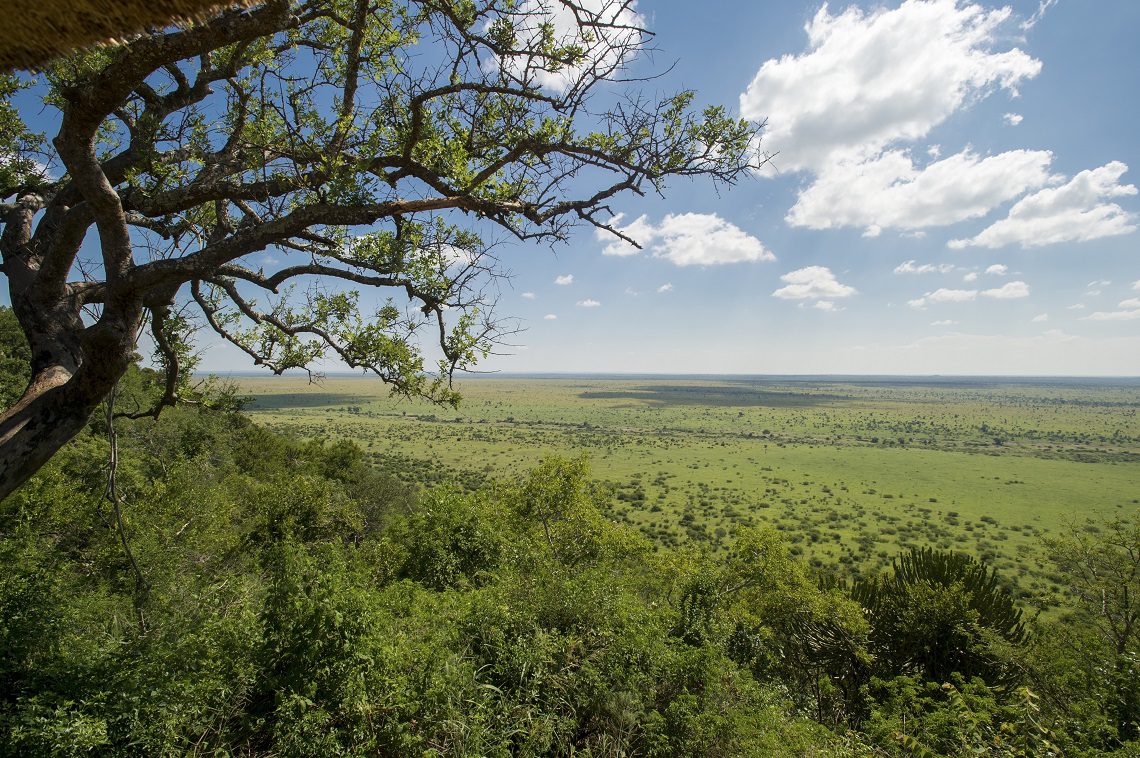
(236, 374), (1140, 605)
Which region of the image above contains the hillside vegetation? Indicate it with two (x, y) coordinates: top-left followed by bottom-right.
(1, 316), (1138, 754)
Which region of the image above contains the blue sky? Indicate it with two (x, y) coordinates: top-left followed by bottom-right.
(7, 0), (1139, 376)
(469, 0), (1140, 376)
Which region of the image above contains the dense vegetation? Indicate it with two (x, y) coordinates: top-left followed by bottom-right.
(1, 310), (1138, 756)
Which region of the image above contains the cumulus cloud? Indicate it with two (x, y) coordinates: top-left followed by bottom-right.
(894, 260), (954, 275)
(598, 214), (657, 257)
(740, 0), (1041, 172)
(981, 280), (1030, 299)
(598, 212), (774, 266)
(1134, 279), (1140, 291)
(737, 1), (1070, 236)
(931, 319), (959, 326)
(543, 313), (558, 320)
(963, 272), (979, 283)
(490, 0), (646, 95)
(949, 162), (1138, 249)
(554, 274), (574, 285)
(773, 266), (856, 301)
(1003, 113), (1023, 126)
(1121, 298), (1140, 309)
(986, 264), (1008, 276)
(657, 283), (673, 293)
(1031, 313), (1048, 323)
(814, 300), (839, 311)
(1067, 304), (1086, 310)
(576, 299), (601, 308)
(786, 148), (1055, 234)
(521, 292), (537, 299)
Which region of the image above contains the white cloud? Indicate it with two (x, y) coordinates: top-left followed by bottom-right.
(1086, 290), (1102, 297)
(740, 0), (1041, 172)
(786, 148), (1055, 234)
(1120, 298), (1140, 309)
(949, 161), (1138, 249)
(1003, 112), (1024, 126)
(985, 264), (1008, 276)
(1021, 0), (1058, 30)
(813, 300), (839, 311)
(657, 283), (673, 293)
(598, 214), (657, 257)
(981, 280), (1030, 299)
(773, 266), (856, 300)
(490, 0), (646, 95)
(908, 288), (977, 309)
(554, 274), (574, 285)
(576, 299), (601, 308)
(543, 314), (558, 320)
(1083, 309), (1140, 322)
(1031, 313), (1048, 323)
(521, 292), (537, 299)
(624, 287), (639, 296)
(894, 260), (954, 275)
(1134, 279), (1140, 291)
(1067, 304), (1086, 310)
(1088, 279), (1112, 288)
(963, 272), (978, 283)
(599, 212), (774, 266)
(931, 319), (959, 326)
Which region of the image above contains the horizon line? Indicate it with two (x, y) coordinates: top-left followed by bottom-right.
(199, 370), (1140, 382)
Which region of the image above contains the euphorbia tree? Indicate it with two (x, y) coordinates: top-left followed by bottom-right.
(0, 0), (762, 500)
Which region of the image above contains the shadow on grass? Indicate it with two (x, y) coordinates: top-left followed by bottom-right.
(245, 392), (375, 410)
(578, 385), (852, 408)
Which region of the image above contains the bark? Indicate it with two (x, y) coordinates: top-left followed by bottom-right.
(0, 300), (141, 501)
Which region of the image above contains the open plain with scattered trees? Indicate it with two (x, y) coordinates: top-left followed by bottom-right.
(241, 374), (1140, 607)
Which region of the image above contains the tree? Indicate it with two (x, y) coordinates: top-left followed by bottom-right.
(852, 547), (1027, 687)
(1044, 518), (1140, 742)
(0, 0), (762, 500)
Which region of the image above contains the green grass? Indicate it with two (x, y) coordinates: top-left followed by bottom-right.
(236, 375), (1140, 604)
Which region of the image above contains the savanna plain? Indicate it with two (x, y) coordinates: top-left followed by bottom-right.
(240, 374), (1140, 609)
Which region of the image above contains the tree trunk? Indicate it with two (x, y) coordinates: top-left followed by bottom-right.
(0, 304), (141, 502)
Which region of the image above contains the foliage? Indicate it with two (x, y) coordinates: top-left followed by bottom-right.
(0, 307), (29, 408)
(861, 677), (1060, 757)
(0, 75), (45, 193)
(1039, 519), (1140, 746)
(853, 546), (1028, 688)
